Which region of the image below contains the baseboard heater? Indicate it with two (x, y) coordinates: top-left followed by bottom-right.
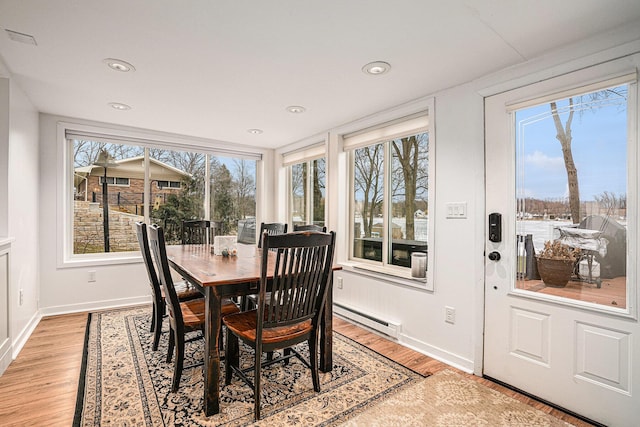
(333, 303), (400, 339)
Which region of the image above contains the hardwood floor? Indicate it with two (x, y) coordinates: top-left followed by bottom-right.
(0, 312), (87, 427)
(0, 310), (594, 426)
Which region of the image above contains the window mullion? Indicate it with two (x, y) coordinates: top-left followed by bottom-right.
(382, 142), (391, 267)
(306, 160), (313, 224)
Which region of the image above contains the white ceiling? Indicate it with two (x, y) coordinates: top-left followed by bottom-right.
(1, 1), (640, 149)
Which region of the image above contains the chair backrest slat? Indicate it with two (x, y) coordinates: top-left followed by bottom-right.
(258, 230), (336, 330)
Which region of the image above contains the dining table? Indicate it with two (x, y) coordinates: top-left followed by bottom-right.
(165, 243), (335, 417)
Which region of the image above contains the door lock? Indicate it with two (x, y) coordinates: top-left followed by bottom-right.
(488, 251), (501, 261)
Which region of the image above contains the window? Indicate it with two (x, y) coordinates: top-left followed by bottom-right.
(156, 180), (181, 189)
(513, 79), (631, 310)
(344, 112), (431, 282)
(99, 176), (130, 186)
(66, 128), (260, 260)
(283, 143), (326, 229)
(288, 157), (325, 229)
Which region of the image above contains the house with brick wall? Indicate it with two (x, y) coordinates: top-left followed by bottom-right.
(74, 156), (190, 215)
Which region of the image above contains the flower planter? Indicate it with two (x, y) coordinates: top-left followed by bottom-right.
(536, 257), (575, 287)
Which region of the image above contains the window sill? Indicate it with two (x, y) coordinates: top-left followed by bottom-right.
(59, 252), (142, 269)
(339, 261), (429, 290)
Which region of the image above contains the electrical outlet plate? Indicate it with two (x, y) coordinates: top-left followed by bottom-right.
(88, 270), (97, 282)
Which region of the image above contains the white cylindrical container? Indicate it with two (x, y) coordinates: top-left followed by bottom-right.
(579, 259), (600, 280)
(411, 252), (427, 278)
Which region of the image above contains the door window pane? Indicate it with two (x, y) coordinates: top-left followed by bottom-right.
(515, 84), (628, 309)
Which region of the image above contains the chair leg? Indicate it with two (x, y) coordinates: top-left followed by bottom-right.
(152, 302), (163, 351)
(225, 331), (239, 385)
(254, 343), (262, 420)
(150, 303), (156, 332)
(167, 328), (175, 363)
(309, 332), (320, 392)
(172, 332), (185, 392)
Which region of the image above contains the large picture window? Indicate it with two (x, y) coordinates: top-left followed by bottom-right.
(345, 112), (431, 282)
(68, 130), (258, 259)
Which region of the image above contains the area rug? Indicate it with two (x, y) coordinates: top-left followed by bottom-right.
(73, 306), (426, 426)
(342, 369), (577, 426)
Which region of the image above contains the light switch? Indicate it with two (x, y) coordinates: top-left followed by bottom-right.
(446, 202), (467, 219)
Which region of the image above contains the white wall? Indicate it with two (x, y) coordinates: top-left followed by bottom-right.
(328, 84), (485, 372)
(4, 76), (41, 357)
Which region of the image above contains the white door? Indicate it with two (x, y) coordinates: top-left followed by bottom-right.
(484, 57), (640, 427)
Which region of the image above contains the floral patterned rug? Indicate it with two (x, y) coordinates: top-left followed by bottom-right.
(73, 306), (426, 426)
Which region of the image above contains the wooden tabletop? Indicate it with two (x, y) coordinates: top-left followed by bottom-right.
(165, 244), (275, 287)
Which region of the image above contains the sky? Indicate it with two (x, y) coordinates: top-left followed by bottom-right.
(515, 85), (628, 202)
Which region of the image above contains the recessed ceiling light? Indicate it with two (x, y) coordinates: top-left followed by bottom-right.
(5, 29), (37, 45)
(362, 61), (391, 76)
(108, 102), (131, 111)
(247, 128), (263, 135)
(103, 58), (136, 72)
(286, 105), (306, 114)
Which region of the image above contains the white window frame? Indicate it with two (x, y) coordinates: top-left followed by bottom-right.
(57, 121), (263, 268)
(340, 99), (436, 291)
(287, 156), (326, 228)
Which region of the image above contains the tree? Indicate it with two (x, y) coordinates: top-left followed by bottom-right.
(151, 176), (204, 243)
(594, 191), (626, 215)
(312, 158), (326, 224)
(549, 87), (627, 224)
(232, 159), (256, 220)
(211, 163), (234, 233)
(353, 144), (384, 237)
(391, 134), (428, 240)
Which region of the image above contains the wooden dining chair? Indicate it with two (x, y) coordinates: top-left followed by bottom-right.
(182, 219), (211, 245)
(147, 223), (240, 392)
(257, 222), (288, 248)
(242, 222), (289, 311)
(135, 221), (202, 351)
(223, 230), (336, 420)
(293, 224), (327, 232)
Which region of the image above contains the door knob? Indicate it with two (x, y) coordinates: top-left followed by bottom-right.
(488, 251), (501, 261)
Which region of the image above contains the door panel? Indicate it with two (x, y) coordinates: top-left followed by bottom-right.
(484, 58), (639, 427)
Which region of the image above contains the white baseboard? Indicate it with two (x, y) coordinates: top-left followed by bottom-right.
(0, 339), (11, 377)
(11, 310), (42, 359)
(400, 333), (475, 373)
(39, 295), (152, 317)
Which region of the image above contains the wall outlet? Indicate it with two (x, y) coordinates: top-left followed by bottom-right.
(336, 277), (343, 289)
(88, 270), (97, 282)
(445, 306), (455, 324)
(19, 289), (24, 306)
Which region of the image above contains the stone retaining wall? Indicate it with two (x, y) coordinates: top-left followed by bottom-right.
(74, 201), (143, 254)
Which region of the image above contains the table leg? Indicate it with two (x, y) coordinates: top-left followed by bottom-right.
(320, 279), (333, 372)
(203, 287), (221, 416)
